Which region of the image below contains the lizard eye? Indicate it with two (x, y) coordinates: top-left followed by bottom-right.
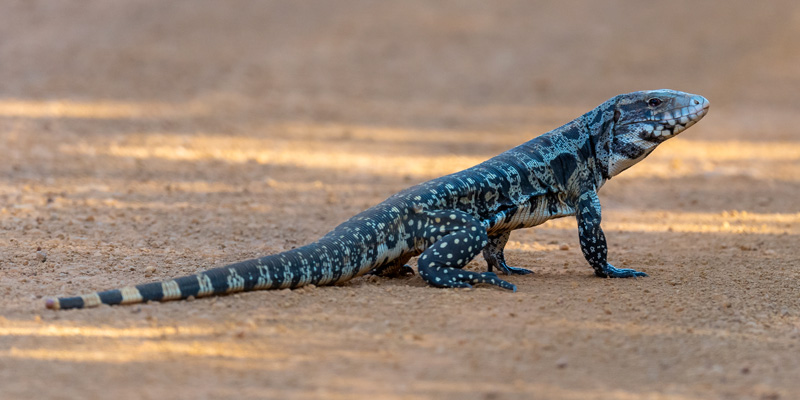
(647, 98), (662, 107)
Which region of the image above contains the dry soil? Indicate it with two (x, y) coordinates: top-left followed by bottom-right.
(1, 1), (799, 399)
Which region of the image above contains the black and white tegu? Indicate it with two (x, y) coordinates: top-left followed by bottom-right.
(46, 89), (709, 310)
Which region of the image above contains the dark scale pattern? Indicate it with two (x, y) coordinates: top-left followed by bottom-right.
(45, 90), (709, 309)
(482, 232), (533, 275)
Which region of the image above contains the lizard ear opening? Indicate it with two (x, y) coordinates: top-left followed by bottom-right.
(613, 109), (621, 123)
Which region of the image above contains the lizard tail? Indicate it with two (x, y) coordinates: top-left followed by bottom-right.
(45, 239), (361, 310)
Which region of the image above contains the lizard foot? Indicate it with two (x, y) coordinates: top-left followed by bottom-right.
(482, 232), (532, 275)
(595, 264), (648, 278)
(492, 260), (533, 276)
(420, 268), (517, 292)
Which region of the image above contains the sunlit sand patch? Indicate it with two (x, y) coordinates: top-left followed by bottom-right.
(0, 179), (379, 200)
(0, 319), (217, 338)
(540, 210), (800, 235)
(618, 138), (800, 181)
(60, 139), (485, 178)
(0, 317), (394, 365)
(210, 384), (429, 400)
(1, 334), (394, 365)
(58, 128), (800, 181)
(275, 122), (528, 147)
(504, 241), (563, 252)
(211, 376), (724, 400)
(2, 341), (291, 363)
(667, 139), (800, 161)
(0, 99), (207, 119)
(532, 317), (793, 345)
(325, 376), (709, 400)
(215, 377), (715, 400)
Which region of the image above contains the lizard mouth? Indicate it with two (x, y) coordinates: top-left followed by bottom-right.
(643, 100), (710, 139)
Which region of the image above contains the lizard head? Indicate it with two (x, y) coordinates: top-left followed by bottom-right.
(600, 89), (709, 177)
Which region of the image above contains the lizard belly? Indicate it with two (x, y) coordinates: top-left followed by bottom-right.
(485, 195), (575, 234)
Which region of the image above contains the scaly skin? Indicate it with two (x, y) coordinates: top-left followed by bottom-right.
(45, 89), (709, 310)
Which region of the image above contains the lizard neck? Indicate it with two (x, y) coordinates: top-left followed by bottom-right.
(580, 98), (618, 190)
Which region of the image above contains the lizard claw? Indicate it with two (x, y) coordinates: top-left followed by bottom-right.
(488, 259), (534, 276)
(425, 270), (516, 291)
(596, 264), (648, 278)
(501, 265), (534, 276)
(469, 271), (517, 291)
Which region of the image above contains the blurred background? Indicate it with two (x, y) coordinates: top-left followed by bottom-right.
(1, 1), (798, 207)
(1, 1), (799, 399)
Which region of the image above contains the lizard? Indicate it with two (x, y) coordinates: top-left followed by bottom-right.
(45, 89), (709, 310)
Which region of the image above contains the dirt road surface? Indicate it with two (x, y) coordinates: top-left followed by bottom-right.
(1, 1), (799, 399)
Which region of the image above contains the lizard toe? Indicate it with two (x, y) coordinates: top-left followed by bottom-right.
(598, 264), (648, 278)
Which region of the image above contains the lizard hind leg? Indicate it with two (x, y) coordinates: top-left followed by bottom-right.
(415, 210), (516, 291)
(482, 231), (533, 275)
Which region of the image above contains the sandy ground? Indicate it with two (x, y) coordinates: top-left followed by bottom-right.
(1, 1), (799, 399)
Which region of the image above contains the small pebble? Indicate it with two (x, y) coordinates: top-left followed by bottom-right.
(741, 366), (750, 374)
(559, 244), (569, 251)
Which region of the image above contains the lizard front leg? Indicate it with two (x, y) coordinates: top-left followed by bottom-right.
(577, 190), (647, 278)
(482, 231), (533, 275)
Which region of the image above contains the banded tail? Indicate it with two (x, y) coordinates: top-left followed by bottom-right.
(46, 238), (363, 310)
